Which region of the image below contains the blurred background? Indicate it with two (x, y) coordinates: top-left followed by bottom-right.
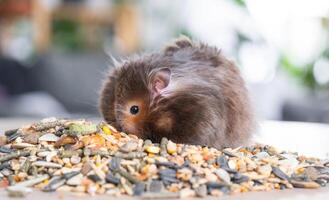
(1, 0), (329, 123)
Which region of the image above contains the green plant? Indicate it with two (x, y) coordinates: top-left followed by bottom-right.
(280, 56), (319, 90)
(52, 19), (86, 51)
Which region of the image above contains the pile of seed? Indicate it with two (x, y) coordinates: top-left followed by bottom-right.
(0, 118), (328, 198)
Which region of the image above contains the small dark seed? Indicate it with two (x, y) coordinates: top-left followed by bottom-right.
(0, 147), (13, 153)
(159, 168), (176, 178)
(88, 174), (102, 182)
(117, 168), (139, 184)
(315, 178), (327, 187)
(105, 173), (120, 185)
(216, 156), (229, 168)
(206, 182), (230, 194)
(155, 161), (180, 169)
(206, 181), (228, 189)
(290, 180), (320, 188)
(0, 162), (10, 170)
(63, 171), (80, 180)
(291, 173), (310, 182)
(43, 177), (65, 192)
(7, 132), (21, 142)
(313, 166), (329, 175)
(232, 173), (249, 184)
(4, 129), (18, 137)
(108, 157), (121, 171)
(216, 155), (237, 173)
(253, 179), (263, 186)
(222, 150), (238, 157)
(279, 183), (287, 190)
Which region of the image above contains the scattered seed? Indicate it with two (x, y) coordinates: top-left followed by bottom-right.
(167, 140), (177, 155)
(120, 141), (138, 153)
(66, 123), (97, 136)
(117, 167), (139, 184)
(145, 146), (160, 154)
(215, 168), (231, 184)
(105, 173), (120, 185)
(223, 149), (238, 157)
(155, 161), (180, 169)
(133, 182), (146, 196)
(0, 162), (10, 170)
(70, 155), (81, 164)
(0, 151), (30, 162)
(0, 147), (13, 153)
(21, 159), (31, 173)
(32, 161), (62, 168)
(38, 133), (59, 142)
(160, 137), (169, 156)
(59, 149), (82, 158)
(232, 173), (249, 184)
(55, 136), (77, 147)
(109, 157), (121, 171)
(272, 166), (290, 181)
(149, 180), (164, 193)
(43, 177), (66, 192)
(63, 171), (80, 180)
(33, 120), (64, 131)
(15, 175), (49, 188)
(290, 180), (321, 189)
(5, 129), (18, 137)
(87, 174), (102, 183)
(206, 181), (229, 189)
(115, 152), (147, 159)
(11, 143), (35, 149)
(315, 178), (327, 187)
(0, 118), (327, 198)
(195, 184), (207, 197)
(217, 155), (229, 169)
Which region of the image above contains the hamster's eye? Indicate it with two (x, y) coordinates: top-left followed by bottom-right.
(130, 105), (139, 115)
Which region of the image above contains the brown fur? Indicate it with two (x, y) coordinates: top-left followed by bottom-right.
(99, 36), (255, 149)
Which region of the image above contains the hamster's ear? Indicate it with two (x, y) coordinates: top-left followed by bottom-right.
(149, 68), (171, 99)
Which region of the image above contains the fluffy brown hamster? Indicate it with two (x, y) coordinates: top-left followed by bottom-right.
(99, 36), (254, 149)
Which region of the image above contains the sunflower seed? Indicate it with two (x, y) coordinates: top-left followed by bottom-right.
(0, 147), (13, 153)
(272, 166), (290, 180)
(290, 180), (320, 189)
(0, 151), (30, 162)
(105, 173), (120, 185)
(215, 168), (231, 184)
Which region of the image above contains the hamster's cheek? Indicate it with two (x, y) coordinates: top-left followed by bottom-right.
(121, 117), (143, 138)
(122, 124), (138, 135)
(154, 112), (173, 132)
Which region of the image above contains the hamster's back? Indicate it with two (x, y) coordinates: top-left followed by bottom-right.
(162, 37), (254, 148)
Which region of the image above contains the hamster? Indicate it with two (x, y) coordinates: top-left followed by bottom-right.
(99, 36), (254, 149)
